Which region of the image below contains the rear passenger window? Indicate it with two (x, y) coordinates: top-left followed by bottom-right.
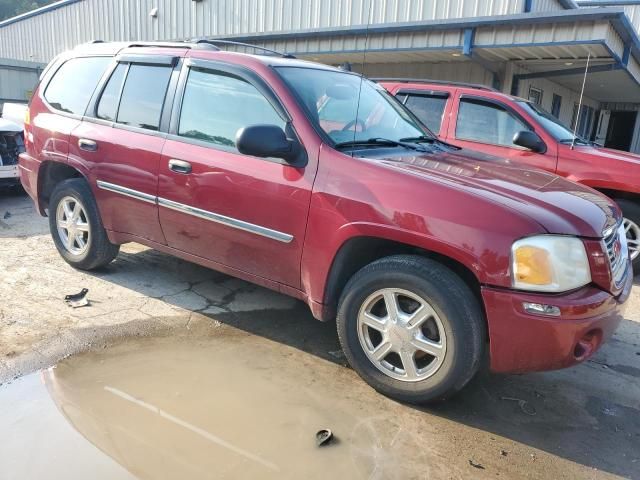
(403, 93), (447, 134)
(178, 68), (285, 150)
(44, 57), (111, 115)
(116, 64), (172, 131)
(96, 63), (127, 121)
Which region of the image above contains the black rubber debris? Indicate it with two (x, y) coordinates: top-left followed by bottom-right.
(316, 429), (333, 447)
(64, 288), (90, 308)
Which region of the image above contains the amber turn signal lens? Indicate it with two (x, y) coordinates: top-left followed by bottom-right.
(514, 246), (553, 286)
(24, 109), (30, 126)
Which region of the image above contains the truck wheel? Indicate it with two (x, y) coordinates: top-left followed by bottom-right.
(48, 178), (119, 270)
(616, 199), (640, 273)
(337, 255), (485, 404)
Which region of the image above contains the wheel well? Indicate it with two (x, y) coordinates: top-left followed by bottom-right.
(38, 162), (83, 214)
(594, 188), (639, 203)
(323, 236), (483, 321)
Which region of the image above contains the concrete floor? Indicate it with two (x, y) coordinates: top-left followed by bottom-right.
(1, 188), (639, 479)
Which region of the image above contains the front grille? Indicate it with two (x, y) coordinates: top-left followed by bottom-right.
(603, 223), (629, 287)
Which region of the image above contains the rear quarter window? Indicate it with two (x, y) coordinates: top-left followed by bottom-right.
(44, 57), (111, 115)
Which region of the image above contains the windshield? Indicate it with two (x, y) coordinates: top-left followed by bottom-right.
(276, 67), (430, 146)
(517, 101), (588, 144)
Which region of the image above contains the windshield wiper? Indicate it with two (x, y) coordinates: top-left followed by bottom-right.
(558, 138), (589, 145)
(399, 135), (436, 144)
(334, 137), (428, 152)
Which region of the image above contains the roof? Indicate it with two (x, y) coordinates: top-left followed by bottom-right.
(577, 1), (640, 5)
(382, 79), (521, 100)
(68, 40), (344, 72)
(219, 8), (640, 75)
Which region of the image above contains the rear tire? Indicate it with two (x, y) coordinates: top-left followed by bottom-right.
(48, 178), (119, 270)
(336, 255), (485, 404)
(615, 199), (640, 273)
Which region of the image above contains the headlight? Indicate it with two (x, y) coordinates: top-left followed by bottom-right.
(511, 235), (591, 292)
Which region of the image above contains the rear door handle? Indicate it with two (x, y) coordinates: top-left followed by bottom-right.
(78, 138), (98, 152)
(168, 159), (192, 174)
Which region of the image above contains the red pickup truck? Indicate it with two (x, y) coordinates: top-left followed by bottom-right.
(380, 79), (640, 271)
(20, 42), (632, 403)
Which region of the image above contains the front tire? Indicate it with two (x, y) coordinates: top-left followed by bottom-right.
(337, 255), (485, 404)
(48, 178), (119, 270)
(615, 199), (640, 273)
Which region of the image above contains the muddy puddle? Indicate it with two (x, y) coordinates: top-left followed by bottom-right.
(0, 331), (460, 480)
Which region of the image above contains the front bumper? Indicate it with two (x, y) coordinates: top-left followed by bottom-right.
(483, 267), (632, 374)
(0, 165), (19, 179)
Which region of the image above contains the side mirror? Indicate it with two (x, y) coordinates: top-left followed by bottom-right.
(235, 124), (304, 165)
(513, 130), (546, 153)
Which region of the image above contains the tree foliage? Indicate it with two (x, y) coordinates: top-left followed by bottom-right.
(0, 0), (56, 21)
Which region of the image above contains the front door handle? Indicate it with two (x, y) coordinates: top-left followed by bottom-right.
(78, 138), (98, 152)
(168, 159), (192, 174)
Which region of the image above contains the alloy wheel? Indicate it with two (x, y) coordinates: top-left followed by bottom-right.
(624, 217), (640, 261)
(357, 288), (447, 382)
(56, 196), (91, 256)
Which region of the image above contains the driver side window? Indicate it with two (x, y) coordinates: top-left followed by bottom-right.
(178, 68), (286, 150)
(456, 98), (530, 147)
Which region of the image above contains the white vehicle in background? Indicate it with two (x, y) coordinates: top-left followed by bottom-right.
(0, 103), (26, 188)
(1, 103), (27, 128)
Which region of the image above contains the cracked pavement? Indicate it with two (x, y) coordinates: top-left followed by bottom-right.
(2, 189), (640, 479)
(0, 189), (305, 380)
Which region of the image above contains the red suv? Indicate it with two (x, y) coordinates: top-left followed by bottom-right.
(380, 79), (640, 271)
(20, 42), (632, 403)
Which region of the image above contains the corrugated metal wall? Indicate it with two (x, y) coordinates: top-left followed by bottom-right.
(0, 0), (526, 63)
(579, 4), (640, 38)
(622, 5), (640, 37)
(356, 60), (496, 85)
(531, 0), (566, 13)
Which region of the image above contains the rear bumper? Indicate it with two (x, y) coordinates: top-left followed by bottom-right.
(483, 268), (632, 374)
(18, 153), (42, 213)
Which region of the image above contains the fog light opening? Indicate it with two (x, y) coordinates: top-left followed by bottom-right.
(522, 302), (561, 316)
(574, 329), (602, 361)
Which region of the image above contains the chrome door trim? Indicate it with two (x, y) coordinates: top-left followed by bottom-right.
(96, 180), (157, 205)
(157, 197), (294, 244)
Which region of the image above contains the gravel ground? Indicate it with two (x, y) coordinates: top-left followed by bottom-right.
(1, 188), (639, 479)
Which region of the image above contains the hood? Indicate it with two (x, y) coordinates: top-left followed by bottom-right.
(1, 103), (26, 130)
(0, 118), (22, 134)
(570, 144), (640, 166)
(361, 147), (619, 238)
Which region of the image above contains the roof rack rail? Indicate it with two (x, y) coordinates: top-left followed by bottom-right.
(78, 39), (294, 57)
(193, 39), (296, 58)
(124, 41), (220, 50)
(78, 40), (220, 51)
(371, 78), (498, 92)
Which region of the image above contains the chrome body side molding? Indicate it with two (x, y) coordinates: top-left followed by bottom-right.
(96, 180), (157, 205)
(157, 197), (294, 244)
(96, 179), (294, 244)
